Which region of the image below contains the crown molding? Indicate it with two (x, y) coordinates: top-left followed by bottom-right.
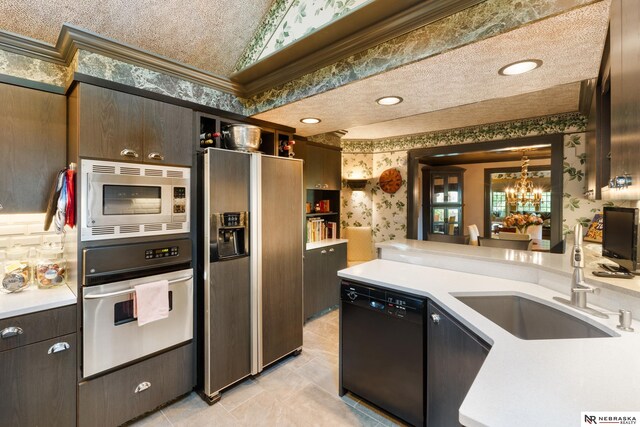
(0, 1), (484, 99)
(0, 25), (241, 95)
(0, 30), (66, 64)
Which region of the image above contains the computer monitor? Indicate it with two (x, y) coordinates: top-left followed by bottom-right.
(602, 206), (639, 272)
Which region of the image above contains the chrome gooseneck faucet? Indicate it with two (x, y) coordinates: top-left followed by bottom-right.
(553, 224), (609, 319)
(570, 223), (595, 307)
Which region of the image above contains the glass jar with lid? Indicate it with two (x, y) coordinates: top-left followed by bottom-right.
(2, 246), (31, 293)
(35, 245), (66, 289)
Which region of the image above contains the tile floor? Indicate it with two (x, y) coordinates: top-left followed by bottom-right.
(129, 309), (406, 426)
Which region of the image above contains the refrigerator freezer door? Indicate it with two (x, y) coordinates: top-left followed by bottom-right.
(203, 149), (252, 398)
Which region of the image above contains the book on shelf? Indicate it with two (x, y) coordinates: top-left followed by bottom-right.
(327, 222), (337, 239)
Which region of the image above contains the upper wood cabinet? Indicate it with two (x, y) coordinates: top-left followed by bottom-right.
(143, 97), (193, 166)
(0, 83), (66, 213)
(299, 141), (341, 190)
(69, 84), (193, 166)
(607, 0), (640, 199)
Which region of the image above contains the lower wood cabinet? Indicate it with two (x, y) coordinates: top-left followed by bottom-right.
(427, 302), (490, 426)
(0, 333), (77, 427)
(304, 242), (347, 319)
(78, 342), (194, 427)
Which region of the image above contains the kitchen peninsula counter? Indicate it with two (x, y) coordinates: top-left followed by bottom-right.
(377, 239), (640, 298)
(338, 255), (640, 427)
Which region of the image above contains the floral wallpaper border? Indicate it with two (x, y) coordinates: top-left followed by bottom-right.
(342, 113), (588, 153)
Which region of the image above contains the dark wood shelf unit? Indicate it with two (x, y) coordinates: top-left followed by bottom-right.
(306, 212), (340, 217)
(196, 112), (280, 156)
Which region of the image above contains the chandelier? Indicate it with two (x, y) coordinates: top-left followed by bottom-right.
(506, 155), (542, 209)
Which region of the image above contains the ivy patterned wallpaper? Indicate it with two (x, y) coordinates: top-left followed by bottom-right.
(561, 133), (633, 235)
(341, 152), (408, 242)
(235, 0), (370, 71)
(340, 114), (634, 243)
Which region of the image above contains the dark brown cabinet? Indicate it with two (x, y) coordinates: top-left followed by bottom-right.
(301, 142), (341, 190)
(606, 0), (640, 199)
(0, 306), (77, 427)
(0, 83), (66, 213)
(304, 242), (347, 319)
(69, 83), (193, 166)
(78, 343), (193, 427)
(427, 302), (489, 427)
(143, 97), (193, 166)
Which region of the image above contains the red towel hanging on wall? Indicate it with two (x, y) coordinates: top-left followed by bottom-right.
(65, 168), (76, 228)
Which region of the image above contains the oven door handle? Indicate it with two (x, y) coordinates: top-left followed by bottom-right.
(84, 275), (193, 300)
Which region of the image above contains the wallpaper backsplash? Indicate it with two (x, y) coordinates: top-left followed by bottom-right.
(340, 116), (630, 243)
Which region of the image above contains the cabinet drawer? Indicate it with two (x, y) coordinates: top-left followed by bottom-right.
(0, 304), (76, 352)
(0, 333), (76, 427)
(78, 343), (194, 427)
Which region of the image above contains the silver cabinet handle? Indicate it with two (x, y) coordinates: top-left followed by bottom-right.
(84, 275), (192, 300)
(120, 148), (139, 158)
(48, 342), (70, 354)
(430, 313), (441, 325)
(1, 326), (23, 339)
(135, 381), (151, 393)
(329, 248), (335, 252)
(147, 152), (165, 161)
(321, 250), (327, 254)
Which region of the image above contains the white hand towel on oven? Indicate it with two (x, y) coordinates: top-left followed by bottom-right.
(133, 280), (169, 326)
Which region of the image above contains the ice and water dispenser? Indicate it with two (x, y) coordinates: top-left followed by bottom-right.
(210, 212), (248, 261)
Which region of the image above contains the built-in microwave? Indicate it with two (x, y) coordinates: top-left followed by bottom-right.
(80, 159), (190, 241)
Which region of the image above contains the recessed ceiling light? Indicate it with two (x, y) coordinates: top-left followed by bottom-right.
(300, 117), (321, 124)
(498, 59), (543, 76)
(376, 96), (403, 106)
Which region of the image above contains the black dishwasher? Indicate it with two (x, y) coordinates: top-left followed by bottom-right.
(340, 280), (426, 427)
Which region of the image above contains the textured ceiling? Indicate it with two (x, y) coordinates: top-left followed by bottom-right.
(251, 1), (610, 138)
(0, 0), (273, 76)
(344, 83), (580, 140)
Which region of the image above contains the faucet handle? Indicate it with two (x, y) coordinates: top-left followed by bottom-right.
(572, 285), (600, 295)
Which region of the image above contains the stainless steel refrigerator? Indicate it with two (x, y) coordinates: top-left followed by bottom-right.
(201, 148), (303, 403)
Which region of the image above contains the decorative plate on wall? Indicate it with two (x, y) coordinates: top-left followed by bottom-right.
(379, 168), (402, 194)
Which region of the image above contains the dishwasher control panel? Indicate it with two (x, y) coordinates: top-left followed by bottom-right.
(340, 280), (425, 323)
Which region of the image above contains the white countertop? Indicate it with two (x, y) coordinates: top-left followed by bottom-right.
(377, 239), (640, 298)
(0, 284), (77, 319)
(338, 257), (640, 427)
(306, 238), (348, 251)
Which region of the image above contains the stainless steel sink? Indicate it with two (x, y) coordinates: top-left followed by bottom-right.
(455, 294), (614, 340)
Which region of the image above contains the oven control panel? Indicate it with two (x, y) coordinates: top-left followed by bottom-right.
(145, 246), (179, 260)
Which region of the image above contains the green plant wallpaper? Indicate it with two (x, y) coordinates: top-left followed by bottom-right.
(235, 0), (371, 71)
(341, 151), (407, 242)
(340, 115), (633, 243)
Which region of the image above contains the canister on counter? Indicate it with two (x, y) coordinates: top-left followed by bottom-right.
(2, 246), (31, 293)
(35, 245), (66, 288)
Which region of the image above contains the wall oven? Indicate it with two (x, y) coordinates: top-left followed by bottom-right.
(82, 238), (193, 378)
(80, 159), (190, 241)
